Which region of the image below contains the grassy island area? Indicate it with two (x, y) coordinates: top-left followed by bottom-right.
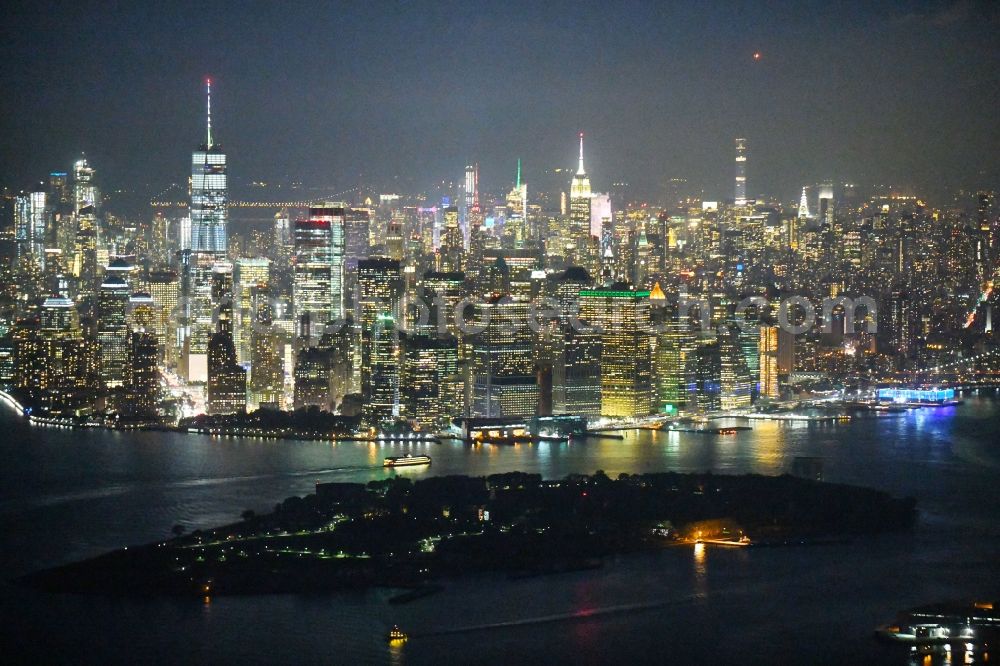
(21, 471), (916, 597)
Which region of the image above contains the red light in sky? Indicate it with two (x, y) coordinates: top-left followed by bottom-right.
(753, 52), (761, 61)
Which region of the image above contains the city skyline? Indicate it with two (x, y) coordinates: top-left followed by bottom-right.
(3, 3), (1000, 664)
(2, 1), (999, 203)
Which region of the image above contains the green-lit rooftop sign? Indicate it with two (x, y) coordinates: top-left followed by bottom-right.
(578, 290), (651, 298)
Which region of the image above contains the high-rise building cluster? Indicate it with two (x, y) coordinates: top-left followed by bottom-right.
(1, 85), (997, 431)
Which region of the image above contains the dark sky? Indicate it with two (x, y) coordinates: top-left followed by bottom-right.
(1, 0), (997, 204)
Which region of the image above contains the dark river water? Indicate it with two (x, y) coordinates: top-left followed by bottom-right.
(1, 394), (998, 664)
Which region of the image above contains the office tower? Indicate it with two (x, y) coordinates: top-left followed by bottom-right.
(293, 345), (332, 410)
(363, 313), (399, 424)
(482, 255), (511, 299)
(693, 339), (722, 412)
(734, 138), (747, 206)
(881, 287), (913, 361)
(249, 287), (285, 409)
(418, 270), (465, 337)
(234, 257), (270, 364)
(318, 316), (354, 408)
(537, 266), (591, 370)
(569, 133), (593, 267)
(798, 187), (811, 219)
(14, 189), (48, 270)
(483, 248), (539, 299)
(400, 333), (460, 429)
(70, 159), (100, 297)
(73, 158), (98, 215)
(551, 266), (593, 324)
(976, 190), (995, 279)
(653, 301), (694, 414)
(439, 206), (463, 272)
(818, 184), (834, 227)
(472, 297), (538, 418)
(207, 316), (246, 415)
(96, 274), (130, 389)
(759, 325), (779, 399)
(11, 325), (52, 407)
(719, 326), (752, 410)
(190, 79), (227, 256)
(467, 206), (486, 285)
(551, 324), (601, 417)
(40, 295), (81, 338)
(49, 171), (70, 209)
(462, 163), (479, 243)
(147, 270), (179, 363)
(123, 331), (159, 418)
(34, 296), (92, 412)
(182, 81), (230, 381)
(633, 229), (652, 288)
(385, 218), (404, 261)
(357, 257), (403, 395)
(293, 213), (332, 339)
(344, 206), (371, 276)
(127, 293), (156, 333)
(504, 160), (527, 246)
(358, 258), (403, 344)
(579, 285), (653, 417)
(273, 208), (293, 264)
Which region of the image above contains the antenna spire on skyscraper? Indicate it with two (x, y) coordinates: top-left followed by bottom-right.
(577, 132), (585, 175)
(516, 158), (521, 189)
(206, 77), (213, 149)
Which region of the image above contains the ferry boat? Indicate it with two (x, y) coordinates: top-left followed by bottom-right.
(876, 600), (999, 645)
(387, 624), (408, 643)
(384, 454), (432, 468)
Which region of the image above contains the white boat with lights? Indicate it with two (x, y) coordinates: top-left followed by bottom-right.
(384, 454), (432, 468)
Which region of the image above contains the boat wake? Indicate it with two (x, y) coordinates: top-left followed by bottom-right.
(412, 595), (700, 638)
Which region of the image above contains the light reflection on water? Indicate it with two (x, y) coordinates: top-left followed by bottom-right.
(0, 394), (998, 663)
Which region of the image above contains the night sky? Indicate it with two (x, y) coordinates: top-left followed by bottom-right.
(1, 0), (997, 203)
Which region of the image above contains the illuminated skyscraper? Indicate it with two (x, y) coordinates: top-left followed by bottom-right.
(97, 274), (130, 389)
(147, 270), (179, 363)
(798, 186), (811, 219)
(759, 325), (779, 399)
(462, 163), (479, 244)
(734, 137), (747, 206)
(579, 285), (652, 417)
(182, 80), (230, 382)
(400, 333), (460, 429)
(719, 326), (752, 410)
(653, 300), (694, 414)
(363, 313), (399, 425)
(439, 206), (464, 272)
(14, 189), (48, 269)
(505, 160), (527, 246)
(293, 345), (332, 410)
(693, 339), (721, 413)
(472, 297), (538, 418)
(190, 79), (227, 256)
(358, 257), (403, 399)
(207, 311), (246, 415)
(294, 204), (347, 339)
(234, 257), (270, 364)
(551, 324), (601, 417)
(73, 159), (98, 215)
(124, 331), (159, 418)
(249, 287), (285, 409)
(273, 208), (293, 265)
(569, 133), (593, 264)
